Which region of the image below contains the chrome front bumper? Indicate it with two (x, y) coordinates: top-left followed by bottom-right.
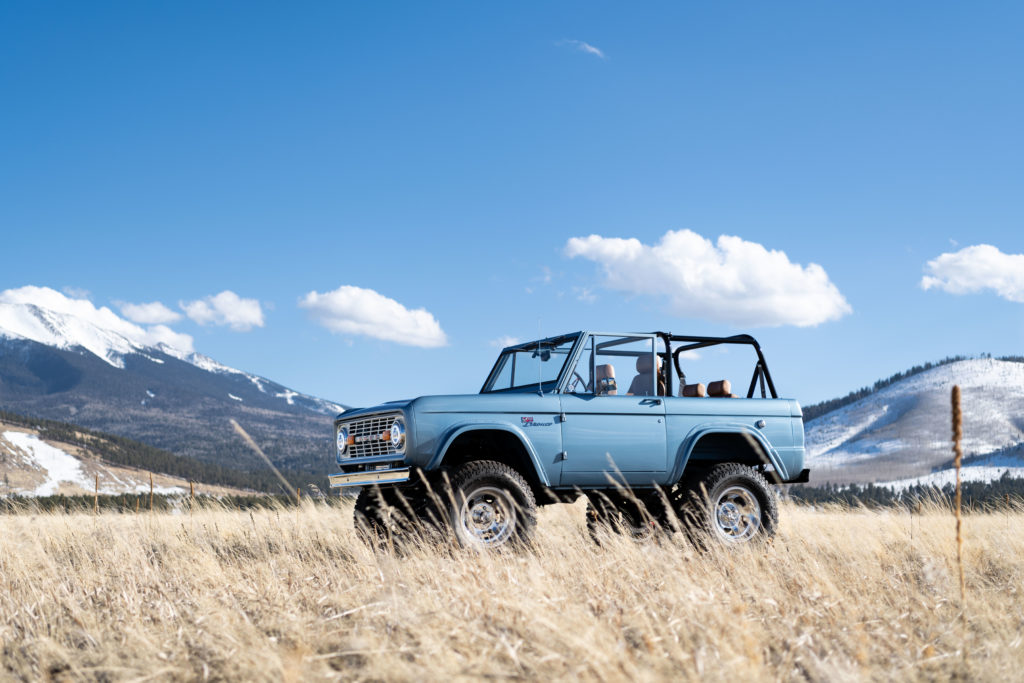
(328, 467), (411, 488)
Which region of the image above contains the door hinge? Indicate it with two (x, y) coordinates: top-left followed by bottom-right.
(558, 451), (568, 461)
(559, 412), (567, 423)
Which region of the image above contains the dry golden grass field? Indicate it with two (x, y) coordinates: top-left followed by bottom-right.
(1, 499), (1022, 681)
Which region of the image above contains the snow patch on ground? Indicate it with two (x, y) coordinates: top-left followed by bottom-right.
(228, 393), (243, 402)
(3, 431), (91, 495)
(275, 390), (298, 406)
(2, 430), (188, 496)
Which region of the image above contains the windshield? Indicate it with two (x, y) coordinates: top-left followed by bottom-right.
(481, 334), (579, 393)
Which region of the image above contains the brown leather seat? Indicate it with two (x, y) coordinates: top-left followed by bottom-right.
(595, 364), (617, 395)
(681, 382), (706, 397)
(627, 355), (665, 396)
(707, 379), (738, 398)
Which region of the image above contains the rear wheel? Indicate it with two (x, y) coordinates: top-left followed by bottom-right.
(672, 463), (778, 547)
(448, 460), (537, 549)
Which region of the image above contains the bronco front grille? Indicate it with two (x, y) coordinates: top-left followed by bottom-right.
(340, 413), (402, 459)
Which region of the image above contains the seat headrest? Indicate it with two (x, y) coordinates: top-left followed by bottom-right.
(707, 379), (734, 397)
(635, 354), (661, 373)
(681, 383), (706, 398)
(595, 364), (617, 395)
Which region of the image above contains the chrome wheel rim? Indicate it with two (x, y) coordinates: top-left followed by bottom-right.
(459, 486), (517, 547)
(713, 485), (761, 542)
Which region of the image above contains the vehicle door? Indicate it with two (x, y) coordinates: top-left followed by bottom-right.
(558, 334), (667, 487)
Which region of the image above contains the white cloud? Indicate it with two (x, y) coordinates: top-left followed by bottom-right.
(565, 229), (851, 327)
(490, 336), (521, 348)
(118, 300), (183, 324)
(181, 291), (265, 331)
(559, 39), (605, 59)
(299, 285), (448, 348)
(921, 244), (1024, 303)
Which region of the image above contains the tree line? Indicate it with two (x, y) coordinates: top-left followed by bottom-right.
(0, 408), (325, 494)
(787, 472), (1024, 510)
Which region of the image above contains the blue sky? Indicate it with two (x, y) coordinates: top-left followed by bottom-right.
(2, 1), (1023, 408)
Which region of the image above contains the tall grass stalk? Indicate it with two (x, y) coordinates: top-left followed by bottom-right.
(952, 386), (966, 611)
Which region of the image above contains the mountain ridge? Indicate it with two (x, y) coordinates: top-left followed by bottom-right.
(0, 290), (347, 480)
(801, 354), (1024, 422)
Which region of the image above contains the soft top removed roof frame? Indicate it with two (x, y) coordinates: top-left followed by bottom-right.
(653, 332), (778, 399)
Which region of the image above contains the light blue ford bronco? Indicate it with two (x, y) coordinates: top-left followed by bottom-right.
(329, 331), (808, 549)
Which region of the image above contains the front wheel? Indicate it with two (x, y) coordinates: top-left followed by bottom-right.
(448, 460), (537, 549)
(353, 483), (447, 550)
(673, 463), (778, 547)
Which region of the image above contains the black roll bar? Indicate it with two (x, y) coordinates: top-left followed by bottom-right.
(653, 332), (778, 399)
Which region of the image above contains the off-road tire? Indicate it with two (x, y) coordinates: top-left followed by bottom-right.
(353, 485), (449, 550)
(448, 460), (537, 549)
(353, 486), (393, 548)
(672, 463), (778, 547)
(586, 493), (660, 545)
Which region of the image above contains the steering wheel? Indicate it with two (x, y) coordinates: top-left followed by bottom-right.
(568, 371), (589, 393)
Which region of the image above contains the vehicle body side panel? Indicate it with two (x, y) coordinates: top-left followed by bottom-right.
(557, 394), (667, 487)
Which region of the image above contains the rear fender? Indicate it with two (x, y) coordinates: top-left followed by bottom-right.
(670, 423), (789, 484)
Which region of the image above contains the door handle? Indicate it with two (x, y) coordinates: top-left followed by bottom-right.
(641, 398), (662, 406)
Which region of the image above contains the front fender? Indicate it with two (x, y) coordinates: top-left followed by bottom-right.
(670, 422), (789, 483)
(428, 422), (553, 488)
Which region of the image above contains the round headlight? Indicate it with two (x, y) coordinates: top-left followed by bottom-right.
(389, 418), (406, 450)
(336, 426), (348, 456)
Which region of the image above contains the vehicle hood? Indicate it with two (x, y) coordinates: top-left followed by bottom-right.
(334, 392), (562, 422)
(334, 399), (414, 421)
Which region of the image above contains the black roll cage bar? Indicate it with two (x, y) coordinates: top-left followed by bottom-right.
(653, 332), (779, 399)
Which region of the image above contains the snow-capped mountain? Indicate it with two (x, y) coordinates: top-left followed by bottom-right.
(0, 288), (347, 476)
(0, 288), (343, 416)
(805, 359), (1024, 484)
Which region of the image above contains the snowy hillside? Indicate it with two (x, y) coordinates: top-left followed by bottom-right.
(0, 428), (190, 497)
(805, 359), (1024, 484)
